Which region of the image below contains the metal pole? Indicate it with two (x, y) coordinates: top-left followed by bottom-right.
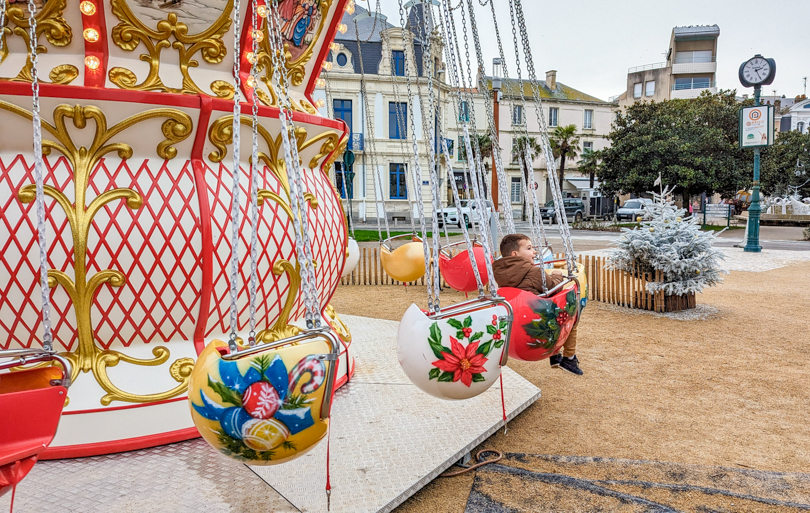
(744, 85), (763, 253)
(491, 87), (500, 211)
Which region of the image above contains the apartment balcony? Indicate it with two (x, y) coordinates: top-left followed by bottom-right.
(672, 56), (717, 75)
(671, 82), (717, 99)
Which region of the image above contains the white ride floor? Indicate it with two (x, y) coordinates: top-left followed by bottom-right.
(1, 314), (541, 513)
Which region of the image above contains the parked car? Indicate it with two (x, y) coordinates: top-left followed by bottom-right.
(437, 199), (494, 228)
(540, 198), (585, 224)
(615, 198), (654, 222)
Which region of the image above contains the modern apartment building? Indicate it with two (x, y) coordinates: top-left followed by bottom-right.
(616, 25), (720, 107)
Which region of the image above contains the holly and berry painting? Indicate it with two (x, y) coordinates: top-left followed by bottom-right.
(500, 286), (579, 362)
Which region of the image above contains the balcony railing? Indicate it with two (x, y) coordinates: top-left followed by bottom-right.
(672, 81), (716, 91)
(674, 55), (716, 64)
(628, 62), (667, 74)
(348, 133), (364, 152)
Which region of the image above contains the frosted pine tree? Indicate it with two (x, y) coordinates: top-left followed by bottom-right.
(608, 186), (727, 297)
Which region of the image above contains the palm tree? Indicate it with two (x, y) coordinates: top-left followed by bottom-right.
(549, 124), (580, 197)
(511, 135), (541, 220)
(578, 148), (600, 189)
(467, 133), (492, 197)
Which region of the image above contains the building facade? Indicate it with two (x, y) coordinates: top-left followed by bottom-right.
(312, 5), (614, 223)
(617, 25), (720, 107)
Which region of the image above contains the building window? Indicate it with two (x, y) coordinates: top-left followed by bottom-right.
(333, 99), (352, 139)
(674, 77), (713, 90)
(459, 101), (470, 122)
(633, 83), (642, 98)
(458, 136), (467, 161)
(548, 107), (558, 127)
(583, 110), (593, 129)
(645, 81), (655, 97)
(389, 102), (407, 139)
(512, 105), (524, 125)
(583, 141), (593, 153)
(674, 50), (713, 64)
(334, 162), (352, 199)
(511, 139), (520, 164)
(510, 177), (522, 204)
(336, 53), (348, 67)
(389, 163), (408, 199)
(391, 50), (405, 76)
(798, 121), (806, 133)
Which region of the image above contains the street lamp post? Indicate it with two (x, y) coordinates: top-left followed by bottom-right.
(491, 58), (502, 212)
(744, 86), (763, 253)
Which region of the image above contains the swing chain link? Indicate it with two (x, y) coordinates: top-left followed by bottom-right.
(227, 0), (243, 352)
(23, 0), (53, 352)
(247, 0), (261, 346)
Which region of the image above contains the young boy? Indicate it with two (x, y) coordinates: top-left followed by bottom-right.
(492, 233), (583, 375)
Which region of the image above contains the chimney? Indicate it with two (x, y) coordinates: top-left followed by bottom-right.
(546, 70), (557, 90)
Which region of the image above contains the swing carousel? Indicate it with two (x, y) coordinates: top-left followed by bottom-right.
(1, 0), (584, 509)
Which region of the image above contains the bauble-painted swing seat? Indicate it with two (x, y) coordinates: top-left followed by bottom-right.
(341, 237), (360, 278)
(439, 241), (490, 293)
(380, 234), (426, 283)
(499, 262), (585, 362)
(188, 329), (340, 465)
(0, 349), (71, 497)
(397, 297), (513, 400)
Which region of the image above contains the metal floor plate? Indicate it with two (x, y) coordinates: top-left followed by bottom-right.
(1, 314), (541, 513)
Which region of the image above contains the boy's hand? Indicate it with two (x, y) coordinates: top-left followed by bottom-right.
(551, 271), (563, 277)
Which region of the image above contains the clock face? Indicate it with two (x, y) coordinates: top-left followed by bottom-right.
(743, 57), (771, 85)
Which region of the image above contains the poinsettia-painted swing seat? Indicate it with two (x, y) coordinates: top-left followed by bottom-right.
(0, 349), (72, 498)
(380, 234), (426, 283)
(438, 241), (490, 293)
(397, 296), (513, 400)
(499, 262), (586, 362)
(188, 329), (341, 466)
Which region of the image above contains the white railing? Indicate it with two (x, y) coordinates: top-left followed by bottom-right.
(674, 55), (716, 64)
(672, 81), (716, 91)
(628, 62), (667, 74)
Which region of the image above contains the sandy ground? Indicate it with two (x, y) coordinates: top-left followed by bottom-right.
(329, 257), (810, 512)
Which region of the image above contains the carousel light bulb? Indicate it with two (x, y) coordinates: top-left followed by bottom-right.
(315, 78), (326, 88)
(315, 98), (326, 108)
(256, 4), (269, 18)
(322, 61), (333, 71)
(80, 1), (96, 15)
(83, 28), (100, 43)
(85, 56), (100, 70)
(246, 75), (257, 88)
(330, 42), (340, 52)
(344, 0), (355, 15)
(246, 52), (258, 64)
(337, 23), (347, 34)
(252, 29), (264, 42)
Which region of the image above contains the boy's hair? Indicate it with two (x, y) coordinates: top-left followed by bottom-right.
(500, 233), (530, 256)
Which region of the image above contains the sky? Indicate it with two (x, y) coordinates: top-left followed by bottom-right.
(373, 0), (810, 102)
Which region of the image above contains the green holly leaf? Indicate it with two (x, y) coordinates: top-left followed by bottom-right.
(447, 318), (464, 329)
(486, 325), (498, 335)
(428, 368), (440, 380)
(493, 338), (504, 349)
(499, 320), (508, 330)
(471, 373), (486, 383)
(456, 330), (465, 339)
(429, 322), (442, 346)
(207, 376), (243, 407)
(469, 332), (483, 342)
(476, 340), (492, 357)
(438, 371), (455, 382)
(463, 316), (473, 328)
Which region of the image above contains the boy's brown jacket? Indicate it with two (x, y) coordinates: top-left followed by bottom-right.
(492, 256), (565, 295)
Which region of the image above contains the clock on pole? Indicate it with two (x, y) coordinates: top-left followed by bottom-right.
(738, 54), (776, 253)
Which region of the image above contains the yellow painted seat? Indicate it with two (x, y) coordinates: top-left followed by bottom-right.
(380, 234), (426, 283)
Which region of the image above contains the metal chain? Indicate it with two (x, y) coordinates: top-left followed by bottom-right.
(25, 0), (52, 351)
(246, 0), (262, 345)
(0, 0), (6, 55)
(227, 0), (243, 351)
(397, 0), (435, 311)
(268, 5), (321, 327)
(353, 16), (391, 242)
(513, 0), (576, 273)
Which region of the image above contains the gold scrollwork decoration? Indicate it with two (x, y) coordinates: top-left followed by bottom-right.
(0, 0), (75, 85)
(108, 0), (234, 96)
(1, 99), (196, 405)
(323, 304), (351, 343)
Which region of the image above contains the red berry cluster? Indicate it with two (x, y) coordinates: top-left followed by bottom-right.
(493, 330), (502, 340)
(462, 327), (473, 338)
(557, 312), (570, 324)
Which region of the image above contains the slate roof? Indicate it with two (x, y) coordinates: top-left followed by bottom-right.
(480, 77), (608, 103)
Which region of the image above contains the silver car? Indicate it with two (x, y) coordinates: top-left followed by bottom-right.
(615, 198), (653, 222)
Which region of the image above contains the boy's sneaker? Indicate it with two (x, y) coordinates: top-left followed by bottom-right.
(560, 355), (583, 376)
(549, 353), (562, 368)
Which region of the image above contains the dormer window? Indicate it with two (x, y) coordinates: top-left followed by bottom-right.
(392, 50), (405, 76)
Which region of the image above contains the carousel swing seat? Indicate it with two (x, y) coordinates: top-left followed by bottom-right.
(0, 349), (72, 497)
(499, 262), (585, 362)
(397, 297), (513, 400)
(380, 234), (426, 283)
(341, 237), (360, 278)
(188, 329), (340, 466)
(438, 241), (490, 293)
